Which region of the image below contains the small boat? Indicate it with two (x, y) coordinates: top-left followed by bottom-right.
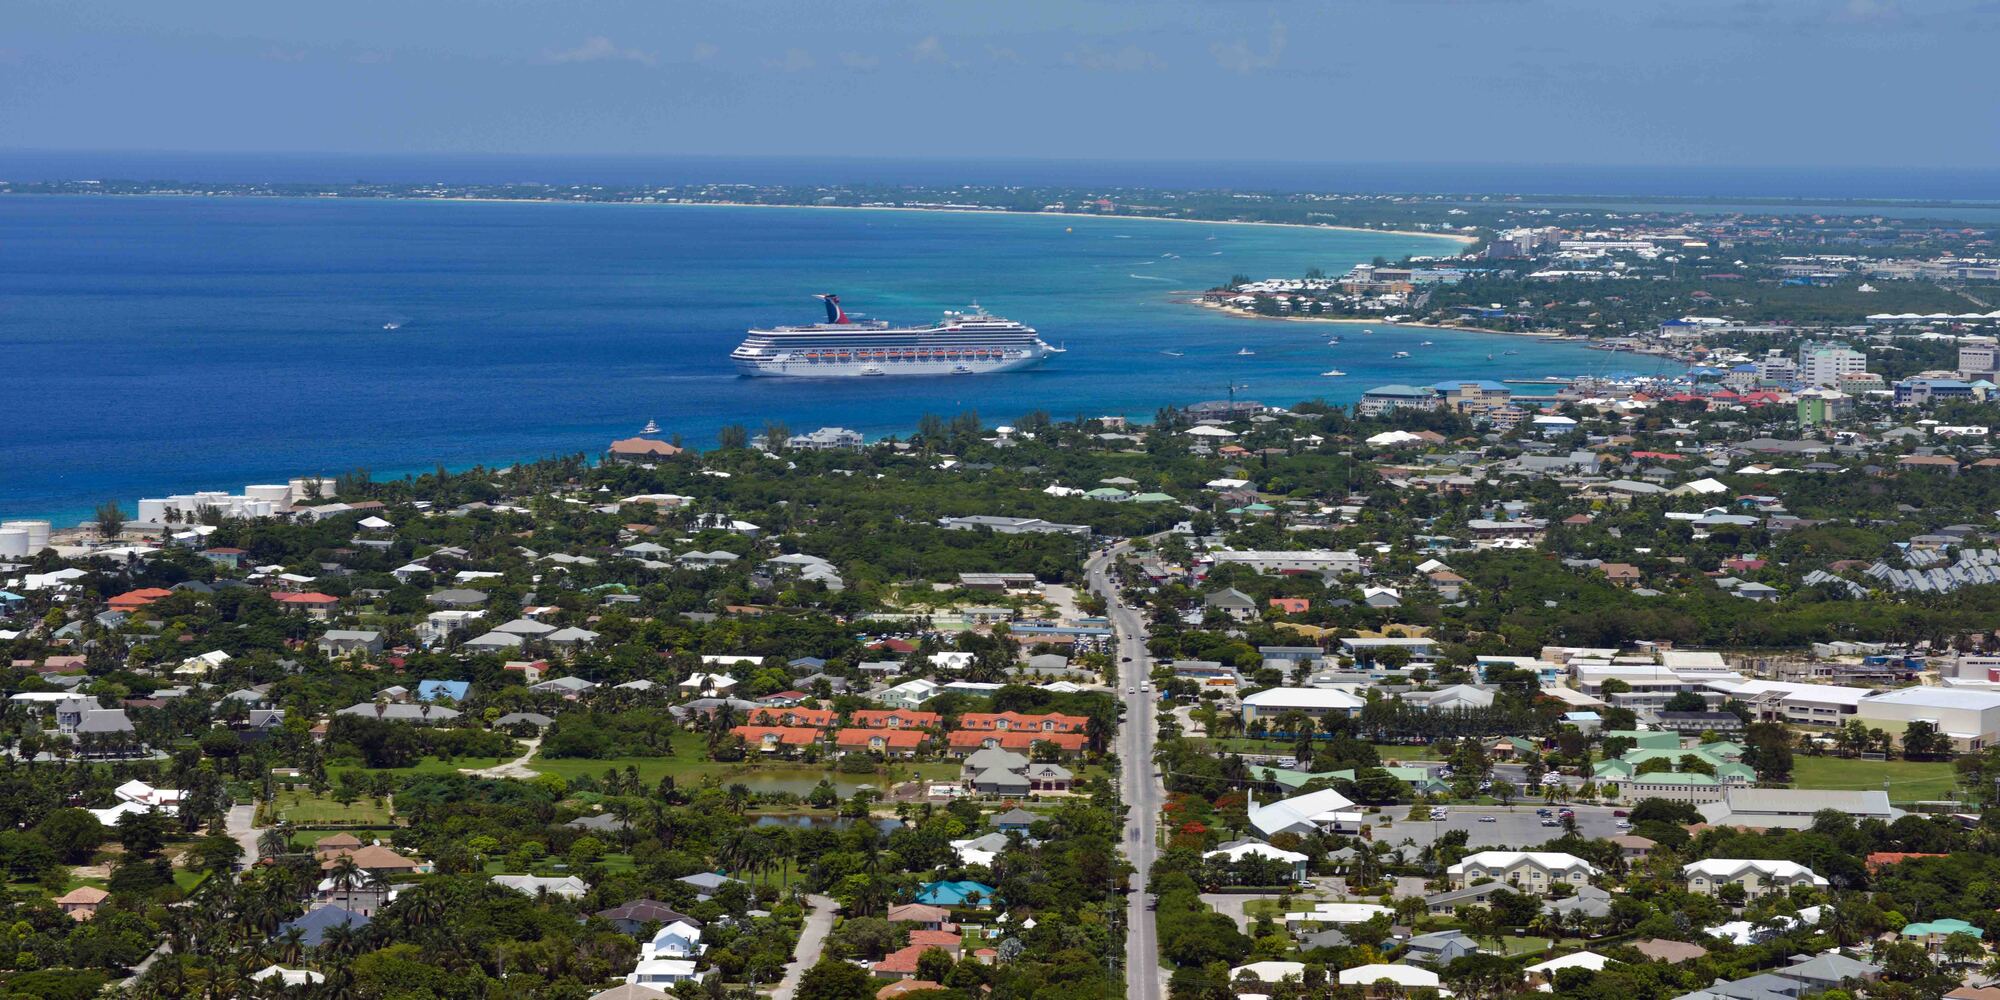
(859, 366), (886, 377)
(1503, 349), (1519, 356)
(641, 419), (660, 434)
(382, 322), (401, 331)
(1160, 350), (1185, 357)
(952, 365), (974, 375)
(1420, 340), (1435, 347)
(1327, 336), (1342, 345)
(1321, 370), (1346, 377)
(1393, 351), (1411, 359)
(1236, 348), (1256, 356)
(1487, 354), (1495, 361)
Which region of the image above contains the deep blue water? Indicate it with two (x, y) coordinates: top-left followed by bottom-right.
(5, 150), (1998, 203)
(0, 195), (1667, 524)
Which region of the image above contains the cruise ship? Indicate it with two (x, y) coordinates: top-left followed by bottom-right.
(730, 295), (1061, 377)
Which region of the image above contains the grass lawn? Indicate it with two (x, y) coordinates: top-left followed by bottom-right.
(325, 754), (515, 782)
(291, 828), (399, 848)
(527, 730), (952, 791)
(1791, 755), (1961, 803)
(274, 789), (397, 827)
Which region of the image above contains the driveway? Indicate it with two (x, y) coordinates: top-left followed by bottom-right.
(461, 737), (542, 779)
(771, 894), (836, 1000)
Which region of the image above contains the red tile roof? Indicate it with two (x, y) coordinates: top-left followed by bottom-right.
(837, 728), (930, 750)
(851, 710), (942, 729)
(747, 707), (837, 728)
(956, 711), (1088, 733)
(730, 725), (822, 747)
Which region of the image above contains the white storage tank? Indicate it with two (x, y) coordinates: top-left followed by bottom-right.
(1, 520), (51, 552)
(0, 529), (27, 558)
(245, 484), (292, 505)
(290, 477), (336, 499)
(244, 500), (275, 518)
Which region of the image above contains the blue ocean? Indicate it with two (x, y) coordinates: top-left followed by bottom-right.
(0, 195), (1668, 524)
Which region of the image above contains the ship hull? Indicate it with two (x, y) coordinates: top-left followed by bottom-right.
(734, 350), (1052, 378)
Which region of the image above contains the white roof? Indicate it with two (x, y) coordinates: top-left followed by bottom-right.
(1448, 851), (1597, 875)
(1283, 902), (1393, 924)
(1862, 686), (2000, 711)
(1682, 858), (1825, 884)
(1677, 478), (1730, 495)
(1231, 961), (1307, 983)
(1525, 952), (1612, 976)
(1710, 679), (1868, 707)
(1658, 650), (1727, 670)
(1249, 788), (1357, 837)
(1204, 841), (1308, 864)
(1339, 965), (1441, 988)
(357, 516), (394, 529)
(1240, 687), (1365, 711)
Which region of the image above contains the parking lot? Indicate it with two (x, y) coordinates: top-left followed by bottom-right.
(1361, 805), (1627, 851)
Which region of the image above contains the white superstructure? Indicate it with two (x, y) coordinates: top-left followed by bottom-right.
(731, 295), (1060, 378)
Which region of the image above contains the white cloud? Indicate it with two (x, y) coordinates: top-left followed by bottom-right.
(840, 52), (882, 71)
(765, 48), (816, 72)
(259, 47), (307, 64)
(1063, 44), (1165, 73)
(541, 36), (657, 67)
(911, 35), (963, 67)
(691, 42), (719, 63)
(1212, 20), (1286, 74)
(352, 51), (393, 65)
(986, 45), (1023, 64)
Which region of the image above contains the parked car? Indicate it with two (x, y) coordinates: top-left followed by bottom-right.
(1478, 816), (1498, 823)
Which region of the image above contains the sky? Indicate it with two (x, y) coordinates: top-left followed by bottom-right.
(3, 0), (1998, 169)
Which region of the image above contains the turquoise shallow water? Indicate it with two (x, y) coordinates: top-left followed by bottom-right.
(0, 196), (1669, 523)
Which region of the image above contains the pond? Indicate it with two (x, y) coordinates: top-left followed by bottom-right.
(718, 770), (883, 797)
(752, 814), (906, 833)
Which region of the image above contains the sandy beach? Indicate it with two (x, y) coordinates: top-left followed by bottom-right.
(1190, 298), (1569, 339)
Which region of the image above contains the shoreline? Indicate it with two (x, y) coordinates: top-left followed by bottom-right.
(1189, 298), (1568, 340)
(28, 189), (1480, 246)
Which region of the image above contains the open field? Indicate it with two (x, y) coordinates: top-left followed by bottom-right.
(273, 789), (397, 827)
(1790, 755), (1960, 804)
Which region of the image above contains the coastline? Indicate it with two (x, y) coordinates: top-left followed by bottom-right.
(1189, 298), (1568, 340)
(83, 189), (1480, 246)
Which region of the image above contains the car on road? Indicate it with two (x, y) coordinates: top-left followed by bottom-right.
(1478, 816), (1497, 823)
(1126, 687), (1136, 694)
(1612, 809), (1629, 817)
(1541, 818), (1559, 827)
(1616, 820), (1631, 829)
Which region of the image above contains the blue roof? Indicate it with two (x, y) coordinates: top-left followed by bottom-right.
(280, 905), (370, 946)
(916, 880), (997, 906)
(1363, 384), (1435, 397)
(1431, 379), (1509, 392)
(416, 679), (469, 702)
(0, 591), (24, 602)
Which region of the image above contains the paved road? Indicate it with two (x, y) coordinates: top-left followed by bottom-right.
(771, 894), (836, 1000)
(1088, 540), (1165, 1000)
(226, 802), (262, 866)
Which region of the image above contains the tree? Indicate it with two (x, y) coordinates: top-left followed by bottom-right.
(1902, 720), (1947, 761)
(797, 959), (873, 1000)
(1663, 691), (1707, 713)
(915, 947), (956, 983)
(717, 424), (750, 450)
(1742, 722), (1795, 782)
(95, 500), (125, 538)
(1491, 781), (1516, 809)
(34, 809), (106, 864)
(763, 420), (792, 452)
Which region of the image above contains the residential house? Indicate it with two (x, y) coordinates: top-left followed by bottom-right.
(1682, 859), (1827, 898)
(1448, 851), (1597, 895)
